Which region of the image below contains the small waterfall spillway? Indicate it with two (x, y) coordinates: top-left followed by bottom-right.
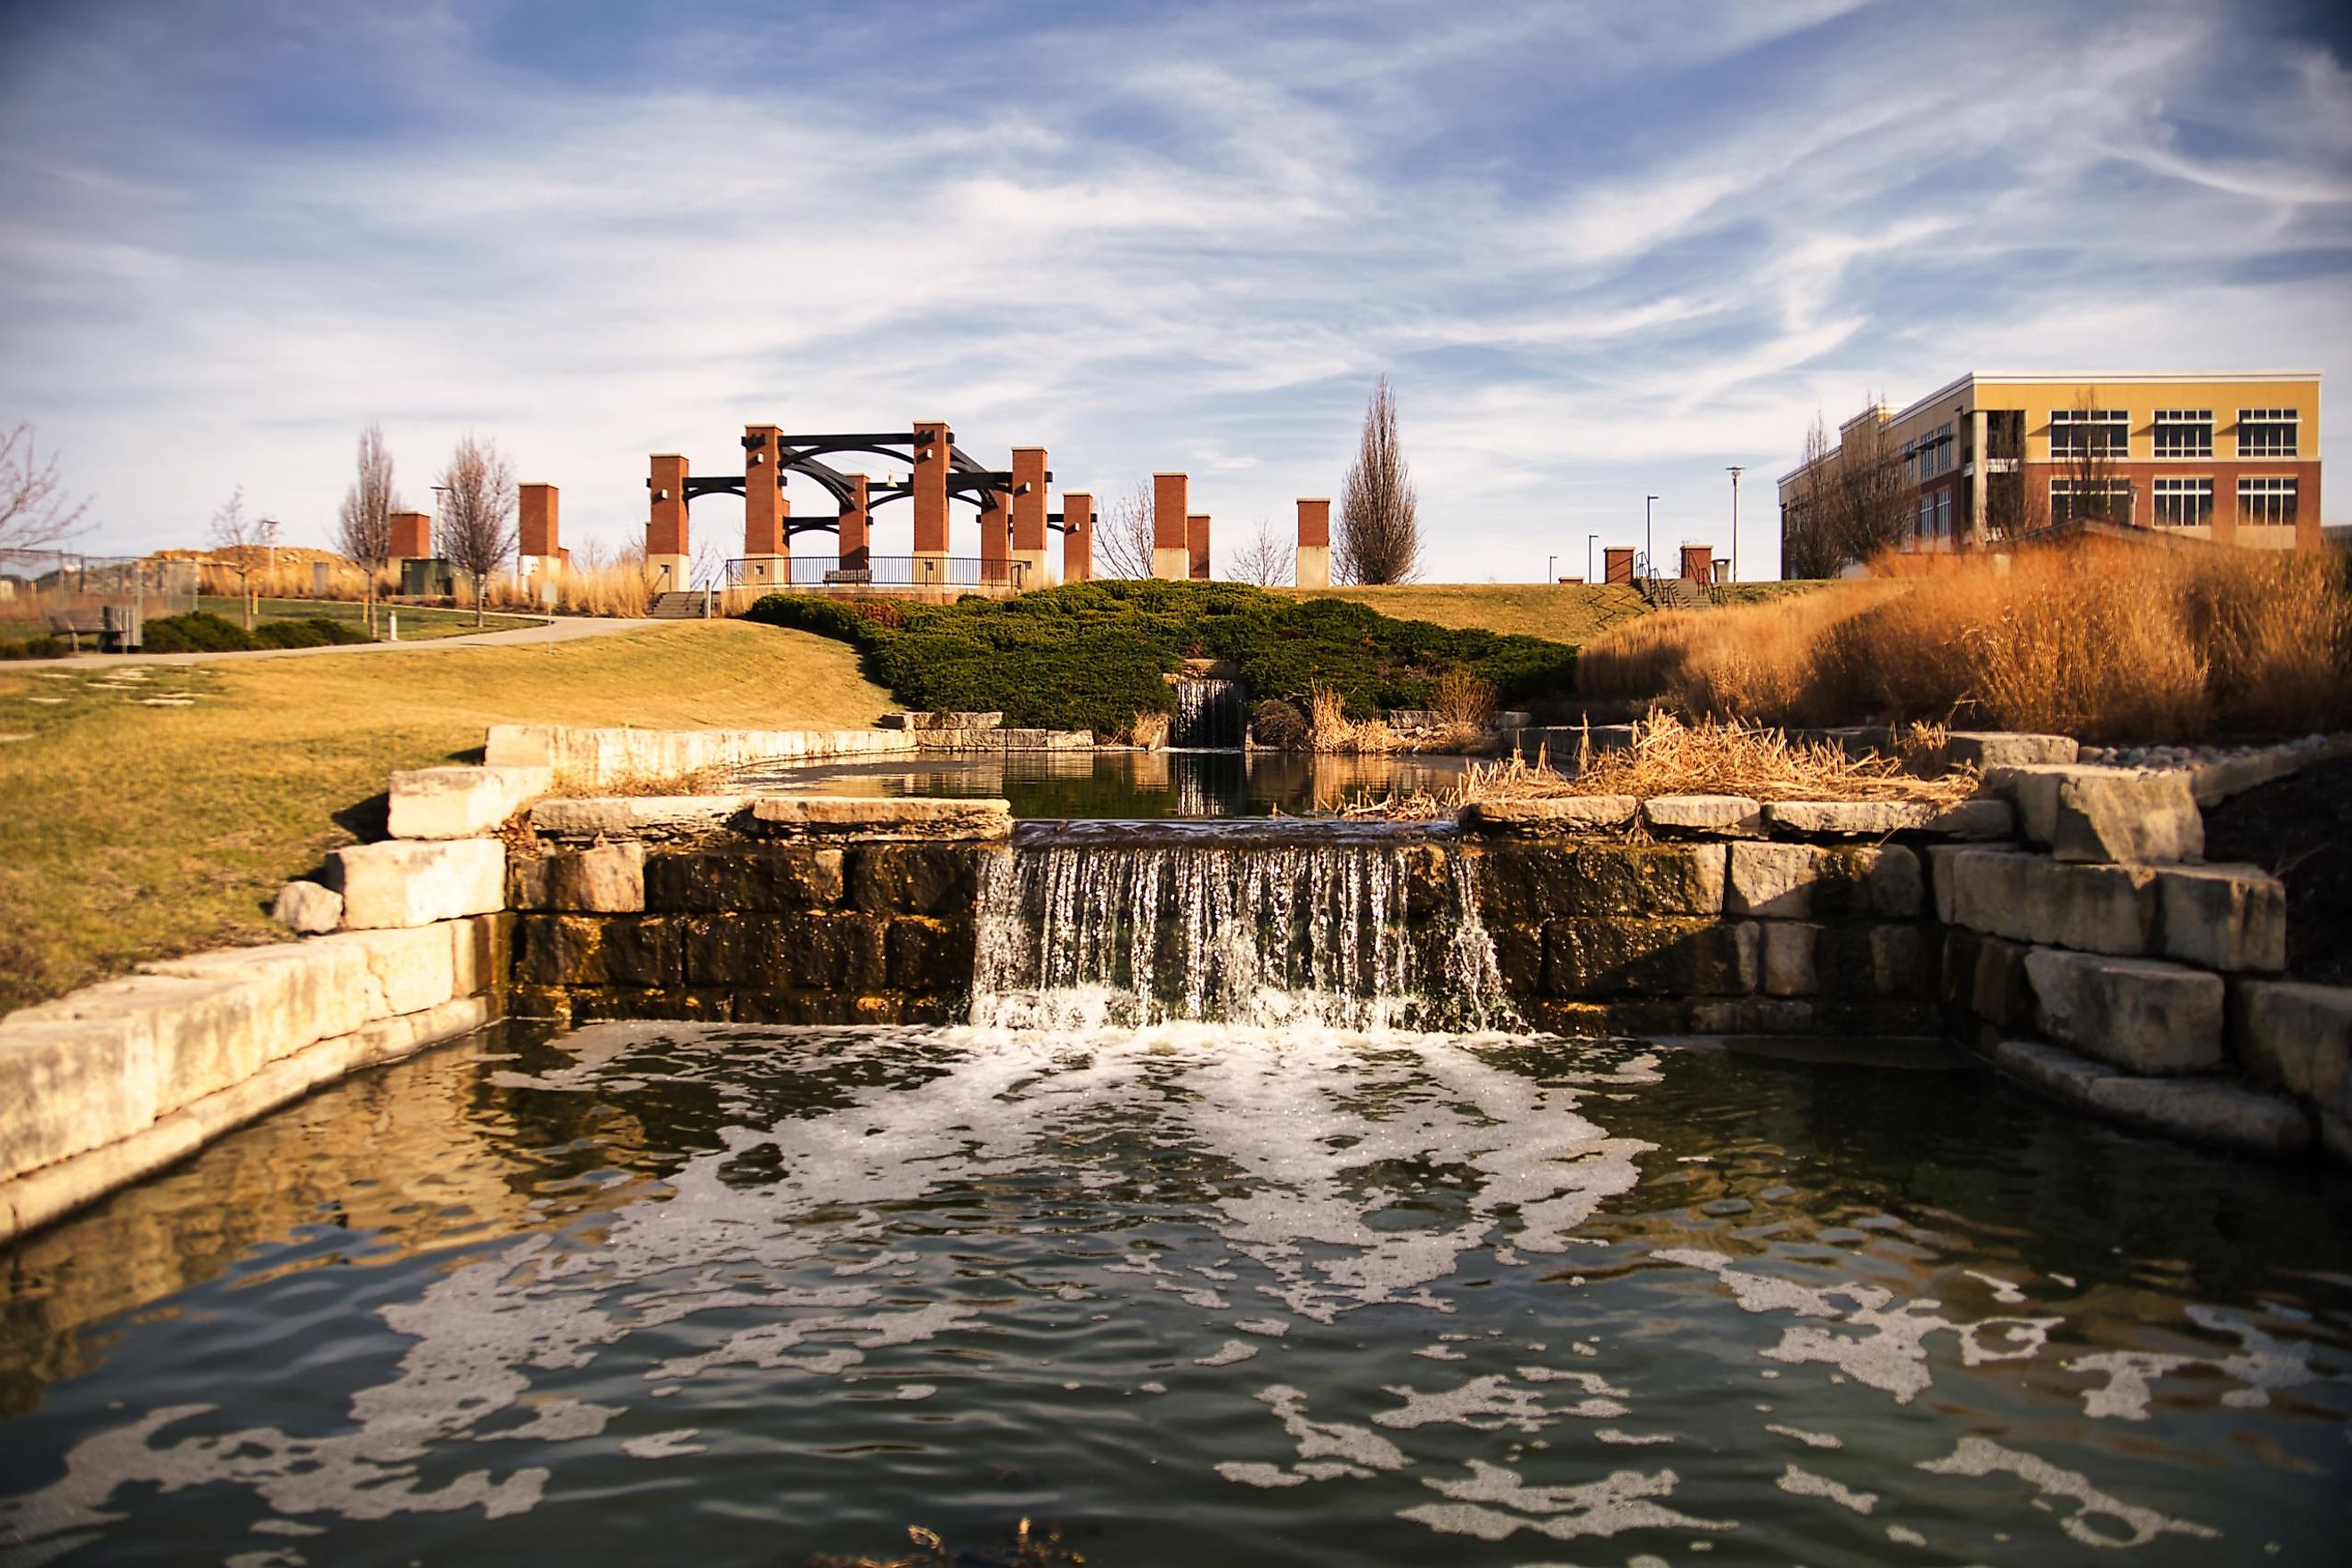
(1169, 677), (1245, 747)
(970, 823), (1516, 1031)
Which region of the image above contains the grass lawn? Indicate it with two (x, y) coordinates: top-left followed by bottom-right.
(194, 595), (543, 641)
(1279, 583), (1653, 646)
(0, 621), (892, 1010)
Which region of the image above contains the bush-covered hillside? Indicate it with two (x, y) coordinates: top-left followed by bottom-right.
(742, 580), (1579, 738)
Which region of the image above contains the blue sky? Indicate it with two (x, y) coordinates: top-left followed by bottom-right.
(3, 0), (2347, 579)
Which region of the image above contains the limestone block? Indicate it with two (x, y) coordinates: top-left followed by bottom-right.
(1923, 799), (2018, 840)
(1945, 849), (2157, 956)
(1992, 1038), (2110, 1107)
(311, 924), (459, 1019)
(387, 764), (553, 840)
(1761, 922), (1819, 997)
(1643, 795), (1765, 837)
(1462, 796), (1639, 835)
(1941, 731), (2078, 770)
(1726, 843), (1920, 919)
(2233, 980), (2352, 1123)
(483, 723), (555, 766)
(750, 796), (1013, 842)
(2024, 947), (2223, 1074)
(12, 973), (266, 1122)
(643, 847), (847, 911)
(1475, 843), (1727, 920)
(529, 796), (754, 843)
(447, 915), (507, 1000)
(1545, 918), (1758, 998)
(0, 1015), (159, 1182)
(143, 940), (374, 1057)
(2083, 1076), (2311, 1156)
(849, 845), (987, 916)
(272, 880), (343, 935)
(2155, 863), (2285, 973)
(540, 843), (646, 913)
(1763, 798), (2012, 841)
(332, 838), (507, 929)
(1868, 925), (1924, 997)
(2051, 769), (2202, 864)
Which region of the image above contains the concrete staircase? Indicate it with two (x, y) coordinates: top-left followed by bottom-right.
(648, 592), (709, 619)
(1640, 577), (1711, 611)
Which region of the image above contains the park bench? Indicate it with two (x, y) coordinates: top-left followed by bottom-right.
(43, 608), (108, 653)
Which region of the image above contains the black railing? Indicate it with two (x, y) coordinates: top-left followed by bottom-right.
(723, 555), (1027, 592)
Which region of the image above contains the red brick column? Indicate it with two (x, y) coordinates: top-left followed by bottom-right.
(648, 453), (690, 591)
(1605, 547), (1634, 584)
(389, 510), (432, 559)
(912, 421), (950, 587)
(1295, 498), (1330, 588)
(1011, 446), (1049, 590)
(1188, 514), (1211, 580)
(840, 473), (871, 571)
(518, 484), (560, 600)
(1062, 491), (1092, 583)
(1152, 473), (1188, 579)
(981, 486), (1011, 586)
(1680, 544), (1711, 583)
(743, 425), (785, 556)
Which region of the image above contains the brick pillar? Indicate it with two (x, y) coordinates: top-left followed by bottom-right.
(981, 487), (1011, 588)
(1295, 498), (1331, 588)
(1604, 546), (1634, 585)
(1188, 514), (1211, 580)
(1680, 543), (1711, 583)
(739, 426), (788, 590)
(2298, 470), (2322, 553)
(518, 484), (560, 600)
(388, 510), (432, 560)
(911, 421), (950, 589)
(840, 473), (871, 572)
(1152, 473), (1189, 580)
(1011, 446), (1049, 590)
(647, 453), (690, 592)
(1062, 491), (1092, 583)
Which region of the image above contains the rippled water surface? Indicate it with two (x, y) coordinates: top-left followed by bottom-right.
(3, 1021), (2348, 1565)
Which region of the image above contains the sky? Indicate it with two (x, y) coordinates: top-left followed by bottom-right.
(2, 0), (2348, 581)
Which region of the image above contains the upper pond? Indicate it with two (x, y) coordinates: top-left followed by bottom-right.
(731, 749), (1479, 820)
(2, 1018), (2346, 1565)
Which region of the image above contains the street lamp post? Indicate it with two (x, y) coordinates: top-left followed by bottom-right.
(1726, 466), (1744, 584)
(1587, 533), (1597, 584)
(1547, 554), (1556, 585)
(1644, 495), (1658, 584)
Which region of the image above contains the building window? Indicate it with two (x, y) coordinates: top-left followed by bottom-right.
(2238, 477), (2299, 525)
(2152, 477), (2212, 526)
(2152, 410), (2212, 459)
(1935, 488), (1951, 543)
(2051, 478), (2133, 524)
(2237, 408), (2299, 458)
(1901, 422), (1955, 485)
(2049, 408), (2128, 458)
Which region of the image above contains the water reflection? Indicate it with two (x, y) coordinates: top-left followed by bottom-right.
(729, 748), (1474, 819)
(0, 1025), (2345, 1566)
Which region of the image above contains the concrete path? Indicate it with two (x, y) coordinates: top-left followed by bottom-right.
(1, 616), (660, 670)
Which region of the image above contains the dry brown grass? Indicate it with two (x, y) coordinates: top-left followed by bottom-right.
(1308, 683), (1401, 753)
(1127, 710), (1172, 749)
(1470, 714), (1978, 804)
(1577, 542), (2352, 742)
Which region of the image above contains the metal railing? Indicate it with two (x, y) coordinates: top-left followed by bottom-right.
(723, 555), (1027, 592)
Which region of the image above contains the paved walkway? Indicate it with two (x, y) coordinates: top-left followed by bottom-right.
(2, 616), (660, 670)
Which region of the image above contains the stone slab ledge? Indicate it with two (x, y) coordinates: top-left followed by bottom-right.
(750, 796), (1014, 841)
(1989, 1038), (2313, 1159)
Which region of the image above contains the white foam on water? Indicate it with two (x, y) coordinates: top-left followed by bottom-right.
(1764, 1423), (1842, 1450)
(1596, 1430), (1674, 1446)
(1886, 1523), (1927, 1547)
(1776, 1463), (1877, 1515)
(1916, 1437), (2219, 1548)
(1196, 1341), (1260, 1367)
(1403, 1460), (1735, 1543)
(619, 1430), (706, 1458)
(1375, 1376), (1556, 1433)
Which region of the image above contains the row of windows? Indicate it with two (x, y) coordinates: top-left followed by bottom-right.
(1903, 422), (1955, 486)
(1914, 488), (1954, 543)
(2044, 407), (2299, 458)
(2090, 477), (2303, 526)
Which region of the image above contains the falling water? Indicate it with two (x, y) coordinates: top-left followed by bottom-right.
(970, 824), (1515, 1031)
(1169, 677), (1245, 747)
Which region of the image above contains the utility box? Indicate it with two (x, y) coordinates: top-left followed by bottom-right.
(399, 557), (455, 598)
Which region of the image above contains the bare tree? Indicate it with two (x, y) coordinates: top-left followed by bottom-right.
(1094, 479), (1156, 579)
(1829, 397), (1909, 565)
(208, 486), (265, 630)
(1337, 374), (1419, 584)
(0, 421), (89, 553)
(333, 422), (399, 634)
(437, 435), (516, 627)
(2049, 389), (2130, 531)
(1783, 412), (1841, 579)
(1228, 515), (1294, 586)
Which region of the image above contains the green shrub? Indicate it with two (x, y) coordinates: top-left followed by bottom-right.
(0, 636), (69, 660)
(252, 617), (372, 649)
(140, 612), (257, 652)
(743, 581), (1576, 736)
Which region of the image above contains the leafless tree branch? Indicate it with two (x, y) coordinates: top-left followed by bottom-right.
(437, 435), (516, 627)
(0, 422), (89, 553)
(1094, 479), (1156, 579)
(1337, 374), (1419, 584)
(1228, 515), (1294, 586)
(334, 422), (399, 633)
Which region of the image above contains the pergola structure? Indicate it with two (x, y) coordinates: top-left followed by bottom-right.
(646, 423), (1093, 593)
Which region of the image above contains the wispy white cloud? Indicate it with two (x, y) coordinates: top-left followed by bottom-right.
(0, 0), (2343, 582)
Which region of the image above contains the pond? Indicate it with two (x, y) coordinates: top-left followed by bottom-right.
(731, 749), (1478, 820)
(3, 1017), (2346, 1565)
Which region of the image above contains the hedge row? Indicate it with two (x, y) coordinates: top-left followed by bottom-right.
(139, 612), (374, 653)
(742, 580), (1578, 736)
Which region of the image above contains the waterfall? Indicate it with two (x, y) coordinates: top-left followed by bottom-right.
(1170, 677), (1245, 748)
(970, 825), (1515, 1032)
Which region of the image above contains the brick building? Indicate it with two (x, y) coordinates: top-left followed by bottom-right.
(1778, 372), (2323, 574)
